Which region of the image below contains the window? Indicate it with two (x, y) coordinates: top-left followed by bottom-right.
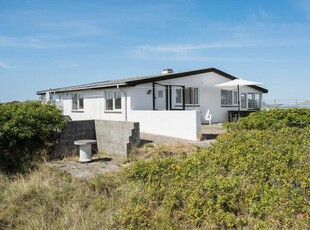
(158, 90), (163, 98)
(185, 87), (199, 105)
(72, 94), (84, 110)
(233, 91), (238, 105)
(175, 88), (182, 104)
(248, 93), (261, 109)
(241, 93), (247, 108)
(176, 87), (199, 105)
(105, 91), (122, 111)
(221, 90), (232, 105)
(221, 90), (238, 106)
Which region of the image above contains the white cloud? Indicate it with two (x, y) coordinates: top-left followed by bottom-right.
(136, 41), (265, 54)
(0, 62), (10, 70)
(0, 35), (83, 49)
(248, 8), (274, 22)
(132, 40), (270, 60)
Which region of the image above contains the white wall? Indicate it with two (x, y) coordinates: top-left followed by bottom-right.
(127, 110), (201, 141)
(56, 71), (265, 124)
(59, 89), (126, 121)
(145, 72), (264, 123)
(129, 83), (153, 110)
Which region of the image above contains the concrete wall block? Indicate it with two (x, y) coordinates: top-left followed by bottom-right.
(51, 119), (140, 159)
(95, 120), (140, 158)
(51, 120), (96, 159)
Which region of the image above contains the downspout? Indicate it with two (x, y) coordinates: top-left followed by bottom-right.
(152, 82), (155, 110)
(117, 85), (128, 121)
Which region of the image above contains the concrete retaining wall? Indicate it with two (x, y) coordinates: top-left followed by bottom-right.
(95, 120), (140, 158)
(51, 119), (139, 159)
(51, 120), (96, 159)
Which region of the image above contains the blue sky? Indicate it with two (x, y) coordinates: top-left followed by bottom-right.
(0, 0), (310, 103)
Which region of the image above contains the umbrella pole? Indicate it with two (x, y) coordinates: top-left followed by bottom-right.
(237, 85), (240, 120)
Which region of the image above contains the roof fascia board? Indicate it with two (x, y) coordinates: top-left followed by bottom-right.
(36, 83), (128, 95)
(36, 67), (268, 95)
(126, 67), (268, 93)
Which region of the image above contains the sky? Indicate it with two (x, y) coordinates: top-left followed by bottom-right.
(0, 0), (310, 103)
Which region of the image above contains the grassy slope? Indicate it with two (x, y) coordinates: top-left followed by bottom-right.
(121, 128), (310, 229)
(0, 109), (309, 229)
(0, 165), (127, 229)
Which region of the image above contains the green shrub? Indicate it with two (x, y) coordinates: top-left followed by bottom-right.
(117, 127), (310, 229)
(0, 101), (65, 174)
(224, 108), (310, 131)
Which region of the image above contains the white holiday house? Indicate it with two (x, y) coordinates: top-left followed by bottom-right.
(37, 67), (268, 140)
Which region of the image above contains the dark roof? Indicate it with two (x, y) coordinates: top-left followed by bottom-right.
(36, 67), (268, 95)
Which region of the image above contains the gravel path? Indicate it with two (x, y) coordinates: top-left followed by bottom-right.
(48, 157), (121, 179)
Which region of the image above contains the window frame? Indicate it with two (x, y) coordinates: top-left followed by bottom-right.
(175, 87), (199, 106)
(241, 93), (247, 108)
(247, 93), (262, 109)
(184, 87), (199, 105)
(221, 90), (238, 106)
(105, 90), (122, 112)
(72, 93), (84, 111)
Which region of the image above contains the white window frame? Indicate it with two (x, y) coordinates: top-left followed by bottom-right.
(105, 91), (122, 112)
(185, 87), (199, 105)
(72, 93), (84, 111)
(175, 87), (199, 106)
(248, 93), (262, 109)
(221, 90), (238, 106)
(241, 93), (247, 108)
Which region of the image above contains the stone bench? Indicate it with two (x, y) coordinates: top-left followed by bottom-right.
(74, 139), (97, 162)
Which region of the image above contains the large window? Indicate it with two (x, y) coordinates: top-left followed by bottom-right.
(221, 90), (238, 106)
(221, 90), (262, 109)
(176, 87), (199, 105)
(72, 93), (84, 110)
(221, 90), (233, 105)
(185, 87), (199, 105)
(248, 93), (261, 109)
(105, 91), (122, 111)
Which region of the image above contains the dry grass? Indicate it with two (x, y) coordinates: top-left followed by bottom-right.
(0, 142), (201, 230)
(0, 164), (129, 230)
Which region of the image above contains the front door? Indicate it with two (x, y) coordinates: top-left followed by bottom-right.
(154, 85), (166, 110)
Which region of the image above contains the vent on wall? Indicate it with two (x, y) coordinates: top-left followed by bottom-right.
(161, 69), (174, 75)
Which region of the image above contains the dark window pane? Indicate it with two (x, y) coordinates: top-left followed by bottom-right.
(72, 94), (78, 110)
(106, 92), (113, 110)
(176, 88), (182, 103)
(114, 91), (122, 109)
(79, 95), (84, 109)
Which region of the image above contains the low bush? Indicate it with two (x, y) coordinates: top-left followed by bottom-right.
(0, 101), (65, 174)
(224, 108), (310, 131)
(117, 127), (310, 229)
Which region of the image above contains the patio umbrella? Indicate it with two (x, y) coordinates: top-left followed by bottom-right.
(216, 79), (263, 119)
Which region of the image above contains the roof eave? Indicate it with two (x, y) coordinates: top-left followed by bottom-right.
(126, 67), (268, 93)
(36, 83), (128, 95)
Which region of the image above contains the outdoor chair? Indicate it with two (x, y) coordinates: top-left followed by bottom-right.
(205, 110), (212, 125)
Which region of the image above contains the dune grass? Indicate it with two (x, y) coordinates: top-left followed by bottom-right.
(0, 164), (128, 230)
(1, 109), (309, 229)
